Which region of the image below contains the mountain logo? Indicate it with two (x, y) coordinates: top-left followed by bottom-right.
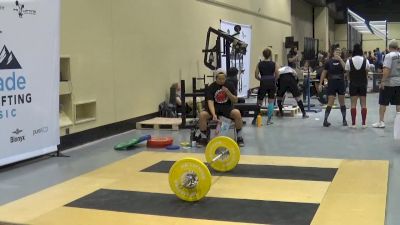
(0, 45), (22, 70)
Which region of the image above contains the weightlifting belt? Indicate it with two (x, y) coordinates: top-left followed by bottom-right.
(260, 75), (275, 81)
(329, 73), (344, 80)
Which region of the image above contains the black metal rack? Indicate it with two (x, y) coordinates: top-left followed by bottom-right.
(180, 78), (207, 128)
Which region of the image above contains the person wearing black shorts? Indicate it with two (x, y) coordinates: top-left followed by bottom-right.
(276, 66), (308, 118)
(196, 69), (244, 146)
(345, 44), (370, 128)
(253, 48), (279, 125)
(372, 40), (400, 128)
(319, 47), (348, 127)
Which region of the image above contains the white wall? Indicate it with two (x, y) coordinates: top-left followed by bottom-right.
(334, 23), (347, 49)
(314, 7), (329, 51)
(329, 14), (335, 47)
(291, 0), (313, 51)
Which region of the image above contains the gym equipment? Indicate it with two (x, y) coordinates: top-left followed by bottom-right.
(168, 157), (212, 202)
(205, 136), (240, 172)
(302, 37), (321, 113)
(318, 86), (328, 104)
(202, 26), (248, 95)
(202, 26), (247, 71)
(180, 25), (249, 128)
(169, 136), (240, 201)
(180, 78), (206, 128)
(233, 103), (258, 117)
(147, 137), (174, 148)
(114, 134), (151, 150)
(166, 145), (180, 150)
(285, 36), (294, 48)
(233, 103), (274, 118)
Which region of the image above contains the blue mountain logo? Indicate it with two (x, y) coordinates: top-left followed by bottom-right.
(0, 45), (22, 70)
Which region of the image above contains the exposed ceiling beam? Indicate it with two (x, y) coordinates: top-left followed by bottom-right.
(320, 0), (400, 23)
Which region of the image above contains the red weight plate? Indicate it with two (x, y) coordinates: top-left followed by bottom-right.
(147, 137), (174, 148)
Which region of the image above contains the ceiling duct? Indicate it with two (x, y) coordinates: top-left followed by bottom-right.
(347, 9), (387, 41)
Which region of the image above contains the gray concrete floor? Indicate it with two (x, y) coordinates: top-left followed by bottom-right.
(0, 92), (399, 225)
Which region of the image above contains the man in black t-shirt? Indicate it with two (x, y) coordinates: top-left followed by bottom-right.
(196, 69), (244, 147)
(319, 47), (348, 127)
(288, 47), (300, 69)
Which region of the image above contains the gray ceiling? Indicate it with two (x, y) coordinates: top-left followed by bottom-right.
(303, 0), (400, 23)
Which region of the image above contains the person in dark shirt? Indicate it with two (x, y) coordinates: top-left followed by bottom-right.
(287, 46), (300, 69)
(375, 48), (383, 71)
(319, 47), (348, 127)
(345, 44), (370, 128)
(253, 48), (280, 125)
(196, 69), (244, 146)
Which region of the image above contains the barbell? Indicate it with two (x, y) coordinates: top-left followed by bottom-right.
(168, 136), (240, 201)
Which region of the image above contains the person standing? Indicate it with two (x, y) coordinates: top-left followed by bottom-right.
(375, 48), (383, 72)
(345, 44), (370, 128)
(319, 47), (348, 127)
(276, 66), (308, 118)
(372, 40), (400, 128)
(287, 46), (301, 69)
(253, 48), (279, 125)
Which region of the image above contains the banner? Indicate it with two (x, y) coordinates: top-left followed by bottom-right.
(0, 0), (60, 166)
(220, 20), (252, 97)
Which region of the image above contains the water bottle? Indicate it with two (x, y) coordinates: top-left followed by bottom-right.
(215, 121), (221, 135)
(189, 128), (195, 143)
(257, 113), (262, 127)
(220, 117), (231, 134)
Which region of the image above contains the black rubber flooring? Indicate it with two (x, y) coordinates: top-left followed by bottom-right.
(66, 189), (319, 225)
(141, 160), (338, 181)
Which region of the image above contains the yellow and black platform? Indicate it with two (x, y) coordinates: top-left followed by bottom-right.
(0, 151), (388, 225)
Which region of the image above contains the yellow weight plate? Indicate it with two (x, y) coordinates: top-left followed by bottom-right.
(205, 136), (240, 172)
(168, 157), (212, 201)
